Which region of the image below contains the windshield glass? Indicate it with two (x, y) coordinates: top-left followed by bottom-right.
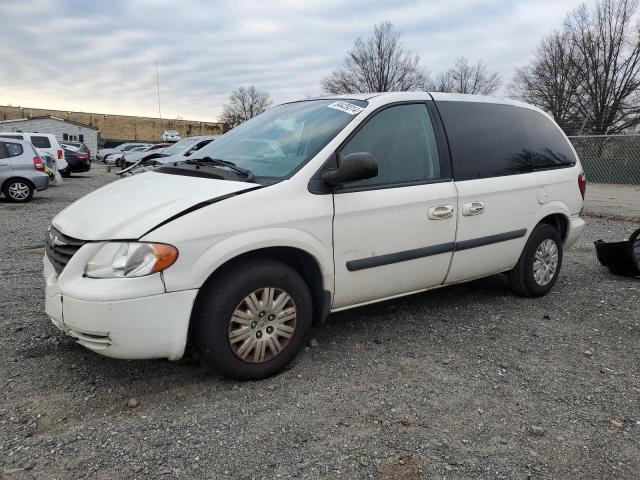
(162, 137), (200, 156)
(119, 144), (140, 151)
(190, 99), (367, 178)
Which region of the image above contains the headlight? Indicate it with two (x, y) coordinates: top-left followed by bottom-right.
(85, 242), (178, 278)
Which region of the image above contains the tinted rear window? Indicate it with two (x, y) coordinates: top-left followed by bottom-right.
(437, 102), (532, 180)
(31, 136), (52, 148)
(520, 109), (576, 170)
(437, 102), (576, 180)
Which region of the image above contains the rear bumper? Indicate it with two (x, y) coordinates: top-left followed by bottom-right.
(33, 173), (50, 191)
(565, 214), (585, 249)
(67, 160), (91, 172)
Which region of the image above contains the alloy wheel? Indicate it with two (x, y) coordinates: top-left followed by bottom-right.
(8, 182), (30, 201)
(533, 239), (559, 286)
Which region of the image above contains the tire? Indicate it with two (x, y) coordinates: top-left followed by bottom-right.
(3, 179), (34, 203)
(60, 168), (72, 178)
(191, 259), (313, 380)
(508, 223), (563, 297)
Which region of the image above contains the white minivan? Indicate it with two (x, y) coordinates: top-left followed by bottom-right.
(44, 92), (586, 379)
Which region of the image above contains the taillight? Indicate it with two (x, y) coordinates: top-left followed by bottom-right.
(578, 171), (587, 200)
(33, 156), (44, 171)
(57, 149), (63, 159)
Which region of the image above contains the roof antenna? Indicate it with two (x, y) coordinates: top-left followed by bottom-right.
(155, 60), (162, 119)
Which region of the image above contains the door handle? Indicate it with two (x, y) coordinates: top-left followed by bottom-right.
(428, 204), (454, 220)
(462, 201), (485, 216)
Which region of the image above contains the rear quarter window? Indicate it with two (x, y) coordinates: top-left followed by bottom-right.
(519, 109), (576, 170)
(3, 141), (24, 157)
(437, 102), (532, 180)
(31, 136), (52, 148)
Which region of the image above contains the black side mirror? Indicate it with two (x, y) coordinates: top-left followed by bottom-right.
(322, 152), (378, 186)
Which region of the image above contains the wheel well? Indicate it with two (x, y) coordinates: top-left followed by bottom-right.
(1, 177), (35, 193)
(538, 214), (568, 242)
(202, 247), (330, 326)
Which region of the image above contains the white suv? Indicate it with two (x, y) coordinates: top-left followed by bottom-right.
(0, 132), (68, 172)
(43, 92), (586, 380)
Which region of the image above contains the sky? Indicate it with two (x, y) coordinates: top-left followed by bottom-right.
(0, 0), (586, 122)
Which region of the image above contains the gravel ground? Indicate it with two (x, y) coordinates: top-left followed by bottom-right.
(1, 167), (639, 479)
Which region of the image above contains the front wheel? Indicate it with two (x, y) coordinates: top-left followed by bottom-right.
(508, 223), (563, 297)
(191, 259), (313, 380)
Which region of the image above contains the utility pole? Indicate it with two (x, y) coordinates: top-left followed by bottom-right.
(155, 60), (162, 119)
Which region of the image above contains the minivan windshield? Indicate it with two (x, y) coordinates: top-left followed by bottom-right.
(189, 99), (367, 178)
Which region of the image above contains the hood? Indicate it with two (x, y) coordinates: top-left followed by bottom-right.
(53, 171), (259, 240)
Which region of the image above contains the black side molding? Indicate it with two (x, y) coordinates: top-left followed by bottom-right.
(455, 229), (527, 252)
(346, 229), (527, 272)
(347, 242), (456, 272)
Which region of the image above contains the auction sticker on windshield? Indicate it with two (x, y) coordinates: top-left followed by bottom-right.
(327, 101), (364, 115)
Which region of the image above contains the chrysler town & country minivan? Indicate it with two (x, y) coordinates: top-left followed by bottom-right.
(44, 92), (586, 379)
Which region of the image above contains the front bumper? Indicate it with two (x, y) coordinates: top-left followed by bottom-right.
(44, 254), (197, 360)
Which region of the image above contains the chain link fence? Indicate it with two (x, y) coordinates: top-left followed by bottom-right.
(568, 134), (640, 184)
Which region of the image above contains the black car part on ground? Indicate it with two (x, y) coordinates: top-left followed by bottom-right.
(594, 227), (640, 276)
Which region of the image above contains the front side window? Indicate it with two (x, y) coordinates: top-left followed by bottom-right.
(31, 136), (51, 148)
(190, 99), (367, 178)
(339, 103), (441, 187)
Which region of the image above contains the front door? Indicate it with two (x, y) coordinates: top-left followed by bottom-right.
(331, 102), (457, 309)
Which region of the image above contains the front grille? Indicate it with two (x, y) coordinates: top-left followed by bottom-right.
(45, 225), (86, 274)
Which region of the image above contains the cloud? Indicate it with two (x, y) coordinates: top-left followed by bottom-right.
(0, 0), (584, 121)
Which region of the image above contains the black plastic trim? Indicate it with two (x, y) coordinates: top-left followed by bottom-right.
(347, 242), (456, 271)
(455, 229), (527, 251)
(345, 228), (528, 271)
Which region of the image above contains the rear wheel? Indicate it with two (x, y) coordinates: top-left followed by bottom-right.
(3, 179), (34, 203)
(60, 168), (72, 178)
(191, 259), (312, 380)
(508, 223), (563, 297)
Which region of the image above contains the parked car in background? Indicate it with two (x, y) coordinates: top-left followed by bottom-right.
(0, 132), (68, 172)
(97, 143), (150, 162)
(162, 130), (181, 142)
(115, 143), (170, 168)
(118, 136), (218, 174)
(0, 138), (50, 202)
(60, 141), (91, 176)
(44, 93), (585, 380)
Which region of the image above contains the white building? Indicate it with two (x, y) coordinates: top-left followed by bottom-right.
(0, 116), (99, 157)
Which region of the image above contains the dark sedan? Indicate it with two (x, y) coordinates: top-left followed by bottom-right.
(60, 141), (91, 176)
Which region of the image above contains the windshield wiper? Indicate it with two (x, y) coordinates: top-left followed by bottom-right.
(182, 157), (254, 182)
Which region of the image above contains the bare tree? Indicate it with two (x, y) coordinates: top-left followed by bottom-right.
(220, 86), (272, 128)
(511, 31), (582, 133)
(433, 57), (502, 95)
(321, 22), (429, 94)
(566, 0), (640, 134)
